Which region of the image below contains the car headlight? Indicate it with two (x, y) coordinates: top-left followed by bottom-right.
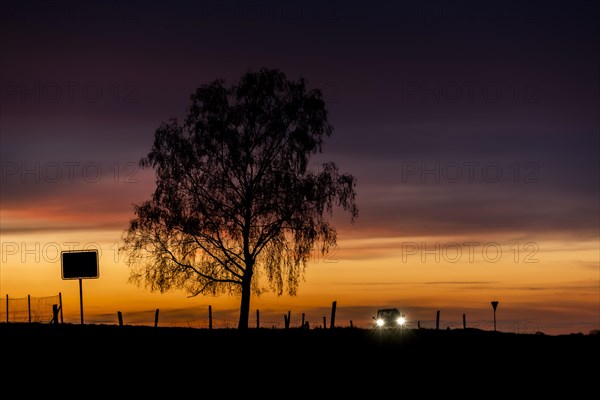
(397, 316), (406, 326)
(376, 319), (385, 327)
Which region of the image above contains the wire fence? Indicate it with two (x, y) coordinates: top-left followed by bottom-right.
(0, 293), (62, 323)
(0, 295), (541, 333)
(408, 319), (541, 334)
(59, 311), (539, 333)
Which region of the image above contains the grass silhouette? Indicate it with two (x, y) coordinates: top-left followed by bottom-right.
(1, 321), (596, 392)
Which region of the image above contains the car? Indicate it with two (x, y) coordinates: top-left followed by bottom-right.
(373, 308), (406, 329)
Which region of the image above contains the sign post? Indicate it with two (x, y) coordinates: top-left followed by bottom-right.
(491, 300), (499, 332)
(79, 278), (83, 324)
(61, 250), (99, 325)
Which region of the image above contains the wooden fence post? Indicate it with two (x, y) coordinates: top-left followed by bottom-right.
(208, 305), (213, 330)
(323, 316), (326, 329)
(5, 294), (8, 323)
(463, 313), (466, 329)
(256, 309), (260, 329)
(52, 304), (59, 325)
(117, 311), (123, 326)
(28, 294), (31, 323)
(59, 292), (63, 323)
(436, 310), (440, 330)
(330, 301), (337, 329)
(154, 308), (160, 327)
(284, 312), (290, 329)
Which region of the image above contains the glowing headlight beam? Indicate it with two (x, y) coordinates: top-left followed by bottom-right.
(376, 319), (385, 327)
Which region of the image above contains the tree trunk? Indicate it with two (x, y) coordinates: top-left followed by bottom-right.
(240, 201), (254, 330)
(238, 270), (253, 330)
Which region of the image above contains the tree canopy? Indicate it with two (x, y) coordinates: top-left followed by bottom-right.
(122, 68), (358, 329)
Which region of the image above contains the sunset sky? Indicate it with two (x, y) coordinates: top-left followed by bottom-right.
(1, 1), (598, 334)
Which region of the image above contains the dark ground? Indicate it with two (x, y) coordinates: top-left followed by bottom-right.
(1, 323), (597, 395)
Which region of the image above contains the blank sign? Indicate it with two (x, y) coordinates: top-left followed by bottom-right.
(61, 250), (99, 279)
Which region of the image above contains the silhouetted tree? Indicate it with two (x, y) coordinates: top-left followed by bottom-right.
(122, 69), (358, 329)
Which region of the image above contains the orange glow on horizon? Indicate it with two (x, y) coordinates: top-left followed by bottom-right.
(1, 226), (597, 335)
